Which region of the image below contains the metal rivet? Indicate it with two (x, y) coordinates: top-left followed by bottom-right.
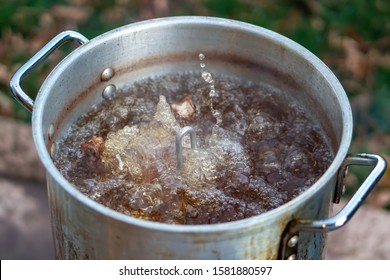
(101, 67), (115, 81)
(48, 124), (55, 140)
(287, 235), (299, 248)
(287, 254), (297, 260)
(102, 84), (116, 99)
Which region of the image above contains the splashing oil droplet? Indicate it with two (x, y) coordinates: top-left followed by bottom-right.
(201, 71), (222, 125)
(201, 71), (213, 84)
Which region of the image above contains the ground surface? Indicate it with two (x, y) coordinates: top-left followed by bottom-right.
(1, 117), (389, 260)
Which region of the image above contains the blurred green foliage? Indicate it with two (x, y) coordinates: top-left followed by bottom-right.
(0, 0), (61, 37)
(372, 67), (390, 134)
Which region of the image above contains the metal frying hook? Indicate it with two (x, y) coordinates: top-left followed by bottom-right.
(176, 126), (197, 170)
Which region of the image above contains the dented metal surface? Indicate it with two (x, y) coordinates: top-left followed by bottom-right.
(12, 17), (385, 259)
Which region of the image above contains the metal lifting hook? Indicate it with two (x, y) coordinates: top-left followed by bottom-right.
(176, 126), (197, 169)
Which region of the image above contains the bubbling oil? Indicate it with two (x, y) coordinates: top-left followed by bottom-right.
(53, 72), (334, 225)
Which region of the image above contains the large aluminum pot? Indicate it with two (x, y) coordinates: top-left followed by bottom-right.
(10, 16), (386, 259)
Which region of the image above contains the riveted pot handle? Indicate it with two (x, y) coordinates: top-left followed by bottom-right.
(279, 153), (387, 260)
(10, 31), (89, 112)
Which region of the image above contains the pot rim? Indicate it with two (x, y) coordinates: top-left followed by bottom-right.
(32, 16), (353, 233)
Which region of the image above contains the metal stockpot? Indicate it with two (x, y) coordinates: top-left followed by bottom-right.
(10, 17), (386, 259)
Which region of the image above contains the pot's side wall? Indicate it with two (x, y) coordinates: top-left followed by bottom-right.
(47, 173), (335, 259)
(296, 180), (335, 259)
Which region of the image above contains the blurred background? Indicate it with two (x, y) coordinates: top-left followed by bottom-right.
(0, 0), (389, 259)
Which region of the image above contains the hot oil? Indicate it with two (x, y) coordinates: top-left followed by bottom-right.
(53, 71), (334, 225)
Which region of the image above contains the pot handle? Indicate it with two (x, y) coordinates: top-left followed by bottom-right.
(279, 153), (387, 260)
(10, 31), (89, 112)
